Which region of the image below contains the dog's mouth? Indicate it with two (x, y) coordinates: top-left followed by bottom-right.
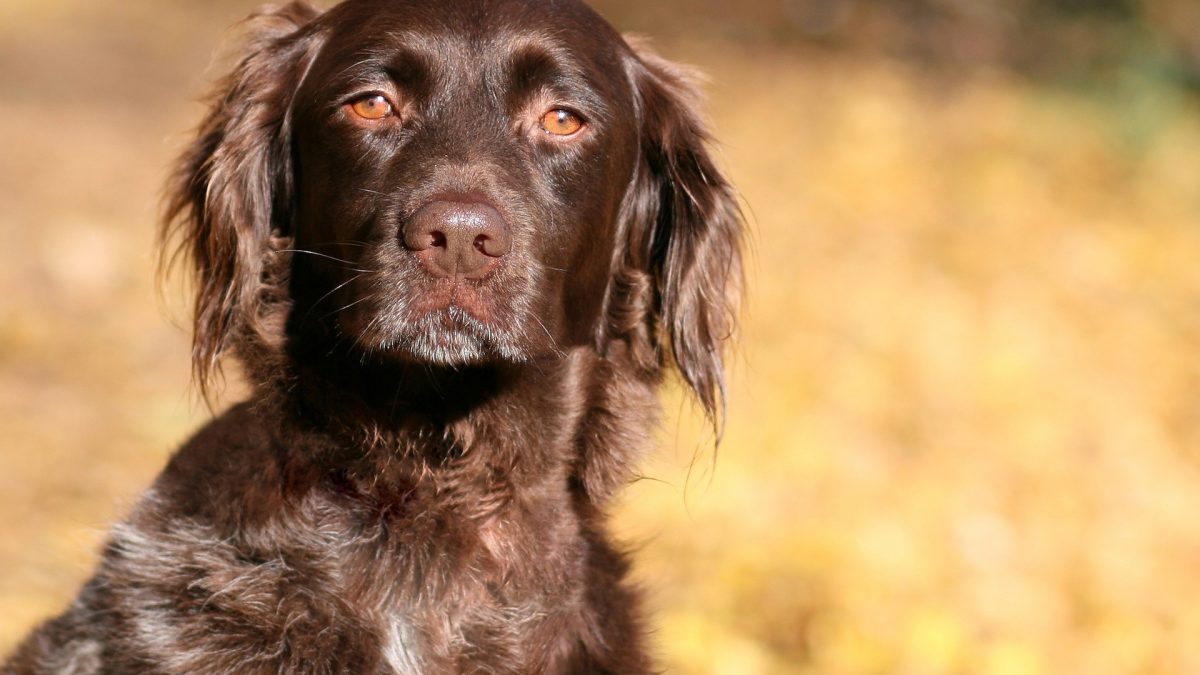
(410, 278), (497, 325)
(333, 261), (537, 366)
(383, 304), (532, 366)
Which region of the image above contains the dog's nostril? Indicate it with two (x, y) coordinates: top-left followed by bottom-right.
(475, 234), (509, 258)
(430, 231), (447, 249)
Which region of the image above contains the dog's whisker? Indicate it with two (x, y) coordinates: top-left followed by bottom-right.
(321, 295), (373, 321)
(529, 314), (565, 359)
(306, 240), (372, 249)
(278, 248), (373, 272)
(298, 272), (368, 327)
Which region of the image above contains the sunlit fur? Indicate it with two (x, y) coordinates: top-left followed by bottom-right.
(3, 1), (743, 673)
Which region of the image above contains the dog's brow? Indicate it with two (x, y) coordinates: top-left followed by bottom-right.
(381, 29), (449, 58)
(340, 51), (430, 85)
(502, 38), (611, 121)
(326, 28), (455, 85)
(502, 33), (585, 80)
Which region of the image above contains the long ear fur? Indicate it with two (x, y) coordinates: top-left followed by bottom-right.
(162, 2), (324, 399)
(619, 39), (744, 437)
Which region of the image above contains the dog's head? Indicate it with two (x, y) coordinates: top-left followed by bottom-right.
(166, 0), (742, 424)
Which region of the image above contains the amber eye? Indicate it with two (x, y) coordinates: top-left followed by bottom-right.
(349, 94), (394, 120)
(540, 109), (584, 137)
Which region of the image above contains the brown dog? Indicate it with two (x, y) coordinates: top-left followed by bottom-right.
(3, 0), (741, 672)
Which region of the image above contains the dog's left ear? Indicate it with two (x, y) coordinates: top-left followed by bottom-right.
(617, 39), (744, 436)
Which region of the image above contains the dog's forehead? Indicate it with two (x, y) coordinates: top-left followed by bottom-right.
(325, 0), (622, 51)
(305, 0), (635, 107)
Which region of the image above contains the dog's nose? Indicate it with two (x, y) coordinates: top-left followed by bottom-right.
(402, 201), (511, 279)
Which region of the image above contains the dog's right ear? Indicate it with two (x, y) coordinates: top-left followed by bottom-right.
(162, 2), (324, 398)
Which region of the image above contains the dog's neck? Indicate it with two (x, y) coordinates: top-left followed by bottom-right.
(239, 330), (656, 507)
(280, 330), (568, 425)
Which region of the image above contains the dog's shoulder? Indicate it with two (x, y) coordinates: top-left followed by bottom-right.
(149, 402), (285, 529)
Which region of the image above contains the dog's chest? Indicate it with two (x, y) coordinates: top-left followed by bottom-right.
(299, 487), (581, 673)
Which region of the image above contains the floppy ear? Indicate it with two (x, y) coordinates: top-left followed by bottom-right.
(162, 2), (324, 397)
(617, 40), (744, 436)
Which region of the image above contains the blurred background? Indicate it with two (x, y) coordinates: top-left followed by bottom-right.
(2, 0), (1199, 672)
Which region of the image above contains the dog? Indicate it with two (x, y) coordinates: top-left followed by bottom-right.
(3, 0), (741, 672)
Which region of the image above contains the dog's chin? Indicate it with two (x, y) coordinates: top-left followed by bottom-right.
(354, 306), (530, 367)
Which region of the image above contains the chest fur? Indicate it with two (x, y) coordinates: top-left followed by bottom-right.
(107, 472), (587, 674)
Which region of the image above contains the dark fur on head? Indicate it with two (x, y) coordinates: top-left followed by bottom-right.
(7, 1), (742, 672)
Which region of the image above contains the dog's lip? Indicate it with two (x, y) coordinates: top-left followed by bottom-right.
(411, 279), (495, 324)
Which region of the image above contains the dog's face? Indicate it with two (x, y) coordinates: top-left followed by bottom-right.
(290, 0), (639, 364)
(167, 0), (741, 422)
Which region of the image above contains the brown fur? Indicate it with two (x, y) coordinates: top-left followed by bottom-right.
(3, 1), (742, 673)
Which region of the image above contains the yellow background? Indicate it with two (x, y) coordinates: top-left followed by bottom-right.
(2, 1), (1199, 672)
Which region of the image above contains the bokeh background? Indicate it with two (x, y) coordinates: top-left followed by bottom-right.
(2, 0), (1199, 672)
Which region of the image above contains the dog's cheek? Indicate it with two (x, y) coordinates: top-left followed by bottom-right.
(559, 232), (618, 345)
(554, 148), (639, 347)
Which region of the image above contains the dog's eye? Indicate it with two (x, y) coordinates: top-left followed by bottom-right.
(540, 109), (584, 137)
(349, 94), (394, 121)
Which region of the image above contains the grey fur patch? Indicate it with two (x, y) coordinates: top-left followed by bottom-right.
(380, 617), (423, 674)
(36, 639), (101, 675)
